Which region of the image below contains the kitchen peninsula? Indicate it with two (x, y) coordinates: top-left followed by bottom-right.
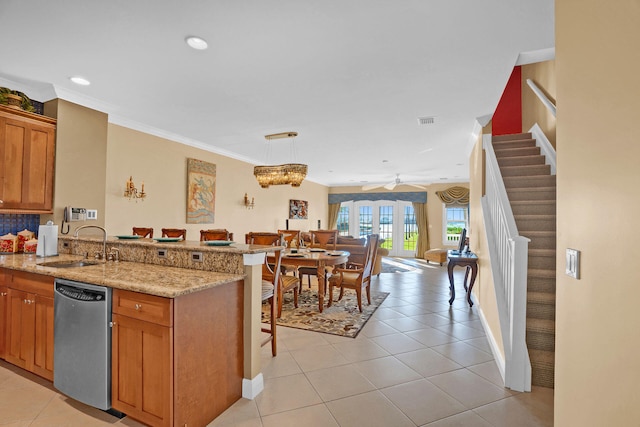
(0, 235), (275, 427)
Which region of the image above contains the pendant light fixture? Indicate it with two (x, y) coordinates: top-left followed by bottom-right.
(254, 132), (307, 188)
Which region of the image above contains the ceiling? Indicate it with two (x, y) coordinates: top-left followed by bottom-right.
(0, 0), (554, 188)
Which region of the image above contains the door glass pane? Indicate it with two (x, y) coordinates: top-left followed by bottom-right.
(404, 205), (417, 251)
(337, 205), (349, 236)
(359, 206), (372, 238)
(379, 205), (393, 250)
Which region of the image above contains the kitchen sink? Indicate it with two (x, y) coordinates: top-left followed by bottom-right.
(39, 260), (100, 268)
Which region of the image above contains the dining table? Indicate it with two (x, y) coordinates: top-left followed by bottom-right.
(269, 248), (350, 313)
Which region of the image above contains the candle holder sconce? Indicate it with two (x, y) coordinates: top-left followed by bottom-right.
(124, 176), (146, 201)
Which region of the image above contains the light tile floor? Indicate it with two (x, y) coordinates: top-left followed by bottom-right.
(0, 258), (554, 426)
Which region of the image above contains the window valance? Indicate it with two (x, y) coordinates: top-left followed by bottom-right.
(328, 191), (427, 204)
(435, 186), (469, 205)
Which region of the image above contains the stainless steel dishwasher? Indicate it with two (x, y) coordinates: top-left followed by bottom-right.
(53, 278), (112, 410)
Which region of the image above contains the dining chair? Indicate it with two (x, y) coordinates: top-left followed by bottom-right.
(200, 229), (233, 241)
(161, 228), (187, 240)
(277, 229), (301, 278)
(132, 227), (153, 238)
(328, 234), (379, 312)
(299, 229), (339, 289)
(246, 232), (300, 318)
(261, 245), (282, 357)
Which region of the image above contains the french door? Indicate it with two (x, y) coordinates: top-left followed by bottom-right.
(348, 200), (416, 257)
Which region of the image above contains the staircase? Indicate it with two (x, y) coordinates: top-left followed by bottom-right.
(492, 132), (556, 389)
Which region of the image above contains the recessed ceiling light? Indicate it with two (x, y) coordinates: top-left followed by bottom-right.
(185, 36), (208, 50)
(70, 76), (90, 86)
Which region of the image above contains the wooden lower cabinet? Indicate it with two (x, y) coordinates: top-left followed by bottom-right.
(4, 271), (54, 381)
(112, 280), (244, 427)
(0, 268), (8, 359)
(112, 313), (173, 427)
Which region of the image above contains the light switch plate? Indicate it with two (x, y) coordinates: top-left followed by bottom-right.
(566, 248), (580, 279)
(86, 209), (98, 220)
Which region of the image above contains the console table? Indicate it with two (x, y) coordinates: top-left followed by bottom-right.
(447, 251), (478, 307)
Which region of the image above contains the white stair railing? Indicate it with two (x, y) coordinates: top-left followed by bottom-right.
(481, 134), (531, 392)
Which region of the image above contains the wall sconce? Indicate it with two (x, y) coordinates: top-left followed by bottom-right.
(124, 176), (146, 201)
(243, 193), (255, 209)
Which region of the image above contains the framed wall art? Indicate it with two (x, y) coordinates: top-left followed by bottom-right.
(186, 158), (216, 223)
(289, 199), (308, 219)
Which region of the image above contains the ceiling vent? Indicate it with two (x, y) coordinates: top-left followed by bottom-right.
(418, 116), (435, 125)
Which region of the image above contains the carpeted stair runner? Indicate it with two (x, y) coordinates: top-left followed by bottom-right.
(493, 132), (556, 389)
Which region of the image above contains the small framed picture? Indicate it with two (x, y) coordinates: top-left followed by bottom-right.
(289, 199), (308, 219)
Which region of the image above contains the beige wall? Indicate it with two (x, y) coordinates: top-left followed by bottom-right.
(329, 182), (469, 250)
(45, 101), (328, 240)
(43, 99), (108, 230)
(522, 60), (557, 147)
(105, 125), (328, 240)
(555, 0), (640, 425)
(468, 128), (504, 360)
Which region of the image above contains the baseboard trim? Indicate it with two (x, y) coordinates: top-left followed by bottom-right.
(242, 374), (264, 400)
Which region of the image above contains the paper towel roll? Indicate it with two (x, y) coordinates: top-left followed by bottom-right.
(36, 221), (59, 257)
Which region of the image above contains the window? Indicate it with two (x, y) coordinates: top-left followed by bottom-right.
(443, 205), (468, 246)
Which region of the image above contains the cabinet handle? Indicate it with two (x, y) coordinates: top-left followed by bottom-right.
(23, 299), (33, 304)
(109, 321), (117, 327)
(135, 303), (142, 311)
(0, 292), (7, 296)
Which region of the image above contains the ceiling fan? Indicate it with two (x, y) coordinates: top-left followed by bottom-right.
(362, 174), (427, 191)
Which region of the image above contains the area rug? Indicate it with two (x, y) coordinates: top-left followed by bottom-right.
(262, 289), (389, 338)
(380, 257), (419, 274)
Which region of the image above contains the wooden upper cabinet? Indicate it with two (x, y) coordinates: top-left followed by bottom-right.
(0, 105), (56, 213)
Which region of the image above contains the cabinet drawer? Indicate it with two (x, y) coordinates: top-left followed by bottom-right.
(113, 289), (172, 326)
(10, 271), (53, 298)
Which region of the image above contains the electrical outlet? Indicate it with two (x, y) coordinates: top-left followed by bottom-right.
(157, 250), (167, 259)
(566, 248), (580, 279)
(86, 209), (98, 220)
(191, 252), (203, 262)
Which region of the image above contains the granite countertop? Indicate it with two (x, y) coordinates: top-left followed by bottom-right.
(0, 253), (245, 298)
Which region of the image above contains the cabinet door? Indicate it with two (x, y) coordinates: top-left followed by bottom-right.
(5, 289), (35, 370)
(0, 284), (7, 360)
(0, 112), (56, 212)
(112, 313), (173, 427)
(33, 294), (54, 381)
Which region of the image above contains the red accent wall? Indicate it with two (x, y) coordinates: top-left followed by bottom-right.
(492, 66), (522, 135)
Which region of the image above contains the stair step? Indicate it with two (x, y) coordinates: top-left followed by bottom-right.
(511, 200), (556, 215)
(528, 269), (556, 293)
(497, 155), (546, 168)
(528, 249), (556, 270)
(526, 318), (555, 352)
(494, 146), (541, 158)
(507, 187), (556, 201)
(529, 349), (555, 388)
(492, 132), (532, 142)
(527, 292), (556, 320)
(499, 164), (551, 177)
(521, 231), (556, 250)
(504, 175), (556, 189)
(492, 139), (537, 150)
(515, 214), (556, 232)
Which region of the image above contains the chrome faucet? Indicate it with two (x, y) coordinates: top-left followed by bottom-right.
(74, 225), (108, 260)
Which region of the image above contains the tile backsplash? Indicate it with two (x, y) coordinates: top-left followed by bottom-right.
(0, 214), (41, 236)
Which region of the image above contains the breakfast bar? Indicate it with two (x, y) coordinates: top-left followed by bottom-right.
(0, 235), (277, 427)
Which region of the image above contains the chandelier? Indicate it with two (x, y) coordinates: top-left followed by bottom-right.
(254, 132), (308, 188)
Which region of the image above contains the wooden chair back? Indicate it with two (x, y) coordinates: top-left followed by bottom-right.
(200, 229), (233, 241)
(277, 229), (301, 248)
(245, 232), (284, 246)
(161, 228), (187, 239)
(132, 227), (153, 238)
(311, 229), (338, 250)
